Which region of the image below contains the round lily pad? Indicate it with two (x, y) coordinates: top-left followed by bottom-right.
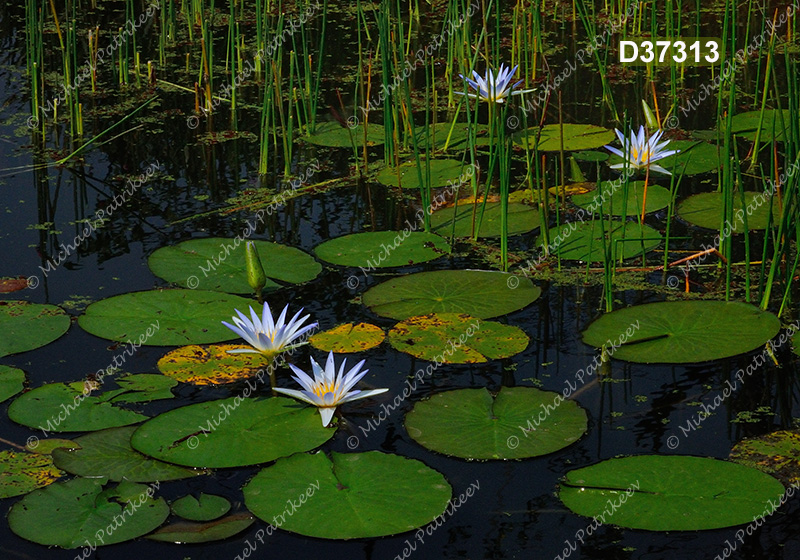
(582, 300), (781, 363)
(243, 451), (452, 539)
(157, 344), (268, 385)
(314, 231), (450, 267)
(678, 191), (779, 231)
(376, 159), (467, 190)
(730, 430), (800, 486)
(538, 220), (662, 262)
(430, 202), (541, 238)
(303, 121), (385, 147)
(146, 513), (255, 543)
(8, 478), (169, 547)
(414, 122), (490, 150)
(171, 493), (231, 521)
(0, 301), (70, 358)
(78, 289), (254, 345)
(0, 450), (63, 499)
(572, 181), (672, 216)
(0, 365), (25, 403)
(405, 387), (587, 460)
(309, 323), (385, 353)
(388, 313), (529, 363)
(513, 123), (615, 151)
(651, 140), (722, 175)
(728, 109), (791, 141)
(559, 455), (786, 531)
(130, 397), (334, 468)
(9, 381), (149, 432)
(148, 238), (321, 293)
(51, 426), (204, 482)
(362, 269), (541, 320)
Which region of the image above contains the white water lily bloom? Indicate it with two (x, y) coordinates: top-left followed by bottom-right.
(604, 126), (679, 175)
(274, 352), (388, 426)
(222, 302), (317, 357)
(456, 63), (535, 103)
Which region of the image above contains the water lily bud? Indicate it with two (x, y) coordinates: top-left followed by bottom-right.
(641, 99), (659, 130)
(245, 241), (267, 297)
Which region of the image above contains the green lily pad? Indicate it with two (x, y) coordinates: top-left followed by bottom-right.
(572, 181), (672, 216)
(314, 231), (450, 267)
(8, 478), (169, 547)
(171, 493), (231, 521)
(405, 387), (587, 460)
(582, 300), (781, 363)
(388, 313), (529, 363)
(148, 238), (321, 293)
(414, 122), (490, 150)
(639, 140), (721, 176)
(573, 150), (609, 162)
(130, 397), (334, 468)
(51, 426), (204, 482)
(157, 344), (268, 385)
(146, 512), (255, 543)
(362, 269), (541, 320)
(513, 123), (615, 151)
(303, 121), (385, 147)
(538, 220), (662, 262)
(243, 451), (452, 539)
(0, 301), (70, 358)
(0, 450), (64, 499)
(111, 374), (178, 404)
(309, 323), (385, 353)
(793, 330), (800, 356)
(728, 109), (791, 141)
(678, 191), (779, 231)
(430, 202), (541, 238)
(730, 430), (800, 486)
(376, 159), (468, 190)
(26, 438), (78, 454)
(78, 289), (254, 345)
(8, 381), (149, 432)
(559, 455), (786, 531)
(0, 365), (25, 403)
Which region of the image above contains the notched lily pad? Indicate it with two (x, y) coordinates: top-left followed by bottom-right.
(157, 344), (268, 385)
(0, 301), (71, 358)
(572, 180), (672, 216)
(309, 323), (385, 353)
(513, 123), (615, 151)
(581, 300), (780, 363)
(538, 220), (662, 262)
(430, 202), (541, 238)
(148, 239), (321, 293)
(130, 397), (334, 468)
(405, 387), (587, 460)
(243, 451), (452, 539)
(171, 493), (231, 521)
(78, 289), (254, 345)
(559, 455), (786, 531)
(388, 313), (528, 363)
(363, 269), (540, 320)
(0, 449), (64, 499)
(678, 191), (780, 231)
(51, 426), (204, 482)
(303, 121), (385, 147)
(314, 231), (450, 268)
(146, 512), (255, 543)
(376, 159), (467, 189)
(8, 478), (169, 547)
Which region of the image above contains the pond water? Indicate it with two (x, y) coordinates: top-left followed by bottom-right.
(2, 1), (800, 559)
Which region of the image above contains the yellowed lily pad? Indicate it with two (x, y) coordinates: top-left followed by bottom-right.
(157, 344), (268, 385)
(0, 450), (64, 499)
(309, 323), (385, 353)
(730, 430), (800, 486)
(388, 313), (529, 363)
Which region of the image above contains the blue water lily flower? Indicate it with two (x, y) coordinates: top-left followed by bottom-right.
(273, 351), (388, 426)
(456, 63), (535, 103)
(605, 126), (679, 175)
(222, 302), (317, 358)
